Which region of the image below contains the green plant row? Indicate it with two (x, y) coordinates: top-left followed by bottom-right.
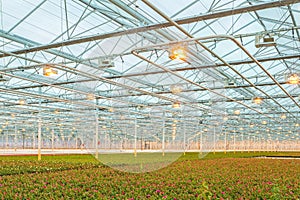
(0, 152), (299, 199)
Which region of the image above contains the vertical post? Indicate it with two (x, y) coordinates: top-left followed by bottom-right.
(233, 131), (236, 154)
(124, 131), (127, 150)
(32, 132), (35, 149)
(259, 135), (261, 152)
(265, 138), (268, 152)
(248, 134), (250, 153)
(183, 120), (186, 155)
(1, 133), (4, 148)
(134, 118), (137, 157)
(95, 98), (99, 158)
(241, 133), (244, 153)
(22, 133), (25, 149)
(95, 111), (99, 159)
(141, 132), (143, 150)
(37, 86), (42, 161)
(104, 130), (107, 150)
(14, 125), (17, 151)
(196, 124), (199, 151)
(253, 135), (256, 153)
(75, 131), (78, 149)
(81, 129), (85, 150)
(213, 127), (216, 154)
(162, 112), (165, 156)
(5, 129), (8, 149)
(38, 118), (42, 161)
(224, 132), (227, 154)
(200, 131), (203, 155)
(51, 129), (54, 151)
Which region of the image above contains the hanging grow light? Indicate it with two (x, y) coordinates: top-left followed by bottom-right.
(285, 73), (300, 84)
(255, 34), (276, 48)
(19, 99), (26, 105)
(170, 84), (183, 94)
(169, 46), (187, 61)
(234, 109), (240, 115)
(280, 114), (287, 119)
(43, 65), (58, 77)
(172, 102), (181, 108)
(98, 58), (115, 68)
(86, 93), (95, 100)
(253, 97), (263, 104)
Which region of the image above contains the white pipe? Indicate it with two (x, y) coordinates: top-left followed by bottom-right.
(224, 132), (227, 153)
(38, 118), (41, 161)
(95, 112), (99, 159)
(134, 119), (137, 157)
(38, 87), (42, 161)
(14, 126), (17, 150)
(162, 112), (165, 156)
(51, 129), (54, 151)
(5, 130), (8, 149)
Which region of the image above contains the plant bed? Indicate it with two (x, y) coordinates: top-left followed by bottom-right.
(0, 152), (299, 199)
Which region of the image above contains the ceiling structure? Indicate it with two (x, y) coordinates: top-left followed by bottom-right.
(0, 0), (300, 146)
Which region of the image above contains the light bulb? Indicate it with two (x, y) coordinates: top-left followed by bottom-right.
(280, 114), (286, 119)
(262, 120), (267, 125)
(172, 102), (181, 108)
(234, 110), (240, 115)
(43, 65), (58, 77)
(169, 46), (187, 61)
(287, 73), (300, 84)
(19, 99), (26, 105)
(86, 93), (95, 100)
(253, 97), (263, 104)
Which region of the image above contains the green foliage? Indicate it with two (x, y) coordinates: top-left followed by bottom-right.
(178, 151), (300, 161)
(196, 181), (213, 199)
(0, 152), (299, 199)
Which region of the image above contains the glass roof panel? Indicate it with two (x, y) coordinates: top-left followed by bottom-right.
(0, 0), (299, 146)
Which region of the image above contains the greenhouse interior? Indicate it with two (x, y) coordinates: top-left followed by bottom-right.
(0, 0), (300, 199)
